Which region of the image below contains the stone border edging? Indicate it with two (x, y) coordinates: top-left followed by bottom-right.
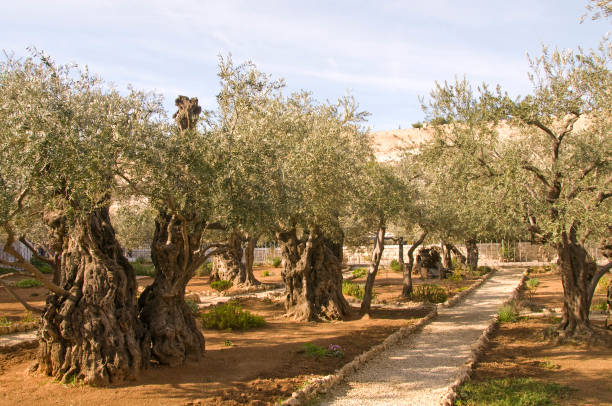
(440, 269), (528, 406)
(281, 270), (498, 406)
(0, 321), (37, 336)
(0, 334), (38, 353)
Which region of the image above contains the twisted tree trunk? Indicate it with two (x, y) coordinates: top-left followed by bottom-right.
(277, 227), (349, 321)
(361, 221), (385, 314)
(210, 232), (259, 286)
(37, 207), (148, 385)
(465, 239), (479, 271)
(441, 242), (452, 272)
(138, 212), (205, 366)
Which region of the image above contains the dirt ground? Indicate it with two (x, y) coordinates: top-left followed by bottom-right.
(469, 270), (612, 406)
(0, 264), (467, 406)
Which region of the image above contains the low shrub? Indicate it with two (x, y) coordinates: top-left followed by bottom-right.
(449, 269), (464, 281)
(271, 257), (282, 268)
(15, 278), (42, 288)
(200, 301), (265, 330)
(210, 280), (233, 292)
(389, 259), (402, 272)
(498, 303), (521, 323)
(342, 281), (368, 300)
(132, 262), (155, 277)
(456, 377), (573, 406)
(410, 284), (447, 303)
(412, 121), (423, 128)
(30, 257), (53, 274)
(262, 270), (271, 277)
(351, 268), (367, 278)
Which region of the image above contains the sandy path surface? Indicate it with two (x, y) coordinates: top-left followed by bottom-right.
(320, 266), (524, 406)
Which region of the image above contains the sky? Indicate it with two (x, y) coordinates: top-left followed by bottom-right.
(1, 1), (609, 131)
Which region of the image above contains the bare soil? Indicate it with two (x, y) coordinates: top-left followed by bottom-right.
(0, 265), (460, 406)
(470, 271), (612, 406)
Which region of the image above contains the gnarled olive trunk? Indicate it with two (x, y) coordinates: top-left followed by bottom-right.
(441, 242), (452, 271)
(361, 222), (385, 314)
(138, 212), (205, 366)
(277, 228), (349, 321)
(38, 207), (148, 385)
(465, 239), (479, 271)
(211, 232), (259, 286)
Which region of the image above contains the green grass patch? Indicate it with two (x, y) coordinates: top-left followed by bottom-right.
(132, 262), (155, 277)
(449, 269), (464, 281)
(351, 268), (367, 278)
(456, 377), (573, 406)
(271, 257), (282, 267)
(591, 300), (607, 312)
(210, 280), (233, 292)
(262, 270), (271, 277)
(410, 284), (448, 303)
(200, 300), (265, 331)
(0, 317), (11, 327)
(498, 303), (521, 323)
(15, 278), (43, 288)
(475, 266), (493, 276)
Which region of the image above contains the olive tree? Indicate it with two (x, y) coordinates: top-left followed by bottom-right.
(0, 52), (150, 384)
(423, 42), (612, 336)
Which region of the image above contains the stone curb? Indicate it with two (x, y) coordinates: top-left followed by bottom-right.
(440, 269), (528, 406)
(281, 270), (498, 406)
(0, 321), (37, 336)
(0, 335), (38, 353)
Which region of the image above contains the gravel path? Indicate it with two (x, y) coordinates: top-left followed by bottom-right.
(320, 266), (525, 406)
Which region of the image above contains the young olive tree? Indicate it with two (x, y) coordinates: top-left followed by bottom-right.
(0, 52), (150, 384)
(349, 161), (412, 314)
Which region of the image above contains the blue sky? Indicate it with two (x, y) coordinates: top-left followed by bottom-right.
(1, 1), (609, 131)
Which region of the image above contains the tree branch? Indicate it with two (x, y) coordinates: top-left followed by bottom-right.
(18, 237), (57, 270)
(589, 261), (612, 300)
(522, 163), (551, 188)
(0, 279), (43, 314)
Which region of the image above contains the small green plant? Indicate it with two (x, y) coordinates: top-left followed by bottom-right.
(591, 300), (607, 312)
(498, 303), (521, 323)
(132, 262), (155, 277)
(457, 287), (468, 292)
(412, 121), (423, 128)
(475, 266), (493, 276)
(64, 373), (79, 387)
(351, 268), (367, 278)
(271, 257), (282, 268)
(538, 359), (560, 370)
(15, 278), (43, 288)
(456, 377), (572, 405)
(526, 278), (540, 291)
(30, 257), (53, 274)
(200, 301), (265, 331)
(342, 281), (373, 300)
(300, 342), (344, 359)
(262, 270), (271, 277)
(210, 280), (233, 292)
(389, 259), (402, 272)
(449, 269), (464, 281)
(410, 284), (448, 303)
(0, 317), (11, 327)
(184, 299), (199, 315)
(224, 339), (233, 347)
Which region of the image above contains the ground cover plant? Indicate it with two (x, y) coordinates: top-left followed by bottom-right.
(456, 377), (573, 406)
(210, 280), (233, 292)
(410, 283), (448, 303)
(200, 301), (265, 331)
